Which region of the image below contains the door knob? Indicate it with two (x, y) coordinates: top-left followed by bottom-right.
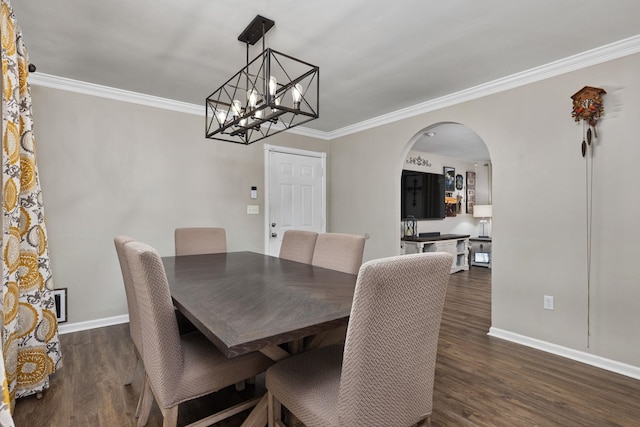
(271, 223), (276, 227)
(271, 232), (278, 238)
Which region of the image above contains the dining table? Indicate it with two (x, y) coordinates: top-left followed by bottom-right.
(161, 251), (358, 426)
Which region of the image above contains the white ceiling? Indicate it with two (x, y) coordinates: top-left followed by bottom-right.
(413, 123), (491, 163)
(10, 1), (640, 161)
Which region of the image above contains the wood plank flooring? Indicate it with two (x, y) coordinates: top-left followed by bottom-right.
(13, 267), (640, 426)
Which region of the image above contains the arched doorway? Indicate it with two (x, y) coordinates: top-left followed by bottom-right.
(398, 121), (492, 259)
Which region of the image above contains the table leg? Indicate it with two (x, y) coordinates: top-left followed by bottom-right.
(240, 394), (268, 427)
(239, 345), (291, 427)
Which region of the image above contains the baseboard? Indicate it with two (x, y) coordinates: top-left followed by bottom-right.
(58, 314), (129, 335)
(488, 327), (640, 381)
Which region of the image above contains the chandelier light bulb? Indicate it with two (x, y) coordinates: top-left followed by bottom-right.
(231, 100), (242, 119)
(215, 110), (227, 127)
(268, 76), (277, 97)
(292, 83), (303, 109)
(247, 89), (259, 109)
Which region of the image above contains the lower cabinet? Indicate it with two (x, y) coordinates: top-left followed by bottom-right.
(469, 237), (492, 268)
(402, 235), (469, 274)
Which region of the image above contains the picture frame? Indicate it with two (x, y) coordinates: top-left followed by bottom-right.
(455, 174), (464, 190)
(466, 171), (476, 214)
(443, 166), (455, 192)
(53, 288), (67, 323)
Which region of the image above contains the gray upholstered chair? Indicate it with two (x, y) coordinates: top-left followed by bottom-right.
(266, 252), (453, 427)
(311, 232), (365, 275)
(174, 227), (227, 256)
(124, 241), (273, 427)
(279, 230), (319, 264)
(114, 235), (146, 417)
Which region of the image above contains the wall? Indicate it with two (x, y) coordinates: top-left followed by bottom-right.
(29, 51), (640, 372)
(31, 86), (327, 324)
(329, 52), (640, 368)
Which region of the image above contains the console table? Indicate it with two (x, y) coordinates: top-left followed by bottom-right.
(401, 234), (470, 274)
(469, 237), (492, 268)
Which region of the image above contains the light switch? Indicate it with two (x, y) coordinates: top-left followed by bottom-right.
(247, 205), (259, 215)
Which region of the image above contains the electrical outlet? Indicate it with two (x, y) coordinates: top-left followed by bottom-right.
(247, 205), (259, 215)
(543, 295), (554, 310)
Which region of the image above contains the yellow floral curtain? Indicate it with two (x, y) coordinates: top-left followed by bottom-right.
(1, 0), (61, 413)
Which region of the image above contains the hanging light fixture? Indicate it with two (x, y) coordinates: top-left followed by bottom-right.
(206, 15), (320, 145)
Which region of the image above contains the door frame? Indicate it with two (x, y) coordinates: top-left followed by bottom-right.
(263, 144), (327, 255)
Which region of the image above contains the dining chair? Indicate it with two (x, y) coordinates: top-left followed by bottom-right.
(114, 235), (146, 418)
(311, 232), (366, 275)
(115, 235), (195, 412)
(124, 240), (274, 427)
(278, 230), (318, 264)
(266, 252), (453, 427)
(174, 227), (227, 256)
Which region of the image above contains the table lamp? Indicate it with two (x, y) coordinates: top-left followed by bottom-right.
(473, 205), (492, 238)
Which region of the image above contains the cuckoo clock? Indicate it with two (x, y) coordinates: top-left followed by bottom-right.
(571, 86), (606, 157)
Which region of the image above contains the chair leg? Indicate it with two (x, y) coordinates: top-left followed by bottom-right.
(417, 415), (432, 426)
(137, 376), (154, 427)
(161, 406), (179, 427)
(135, 373), (146, 418)
(268, 391), (283, 427)
(124, 353), (139, 386)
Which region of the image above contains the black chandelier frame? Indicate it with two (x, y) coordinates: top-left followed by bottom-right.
(206, 15), (319, 145)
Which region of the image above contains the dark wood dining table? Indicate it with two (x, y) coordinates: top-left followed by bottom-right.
(161, 251), (357, 426)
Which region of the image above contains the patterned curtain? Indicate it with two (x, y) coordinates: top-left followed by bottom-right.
(1, 0), (61, 412)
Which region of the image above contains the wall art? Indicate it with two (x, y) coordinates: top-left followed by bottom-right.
(443, 166), (455, 192)
(466, 171), (476, 214)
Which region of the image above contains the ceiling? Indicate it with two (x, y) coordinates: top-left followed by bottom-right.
(10, 1), (640, 161)
(413, 123), (491, 163)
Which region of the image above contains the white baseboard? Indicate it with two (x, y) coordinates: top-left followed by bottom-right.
(488, 327), (640, 381)
(58, 314), (129, 335)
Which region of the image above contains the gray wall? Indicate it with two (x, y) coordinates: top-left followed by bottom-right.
(30, 51), (640, 370)
(328, 53), (640, 367)
(31, 86), (327, 324)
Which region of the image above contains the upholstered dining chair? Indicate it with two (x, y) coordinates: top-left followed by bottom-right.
(124, 241), (274, 427)
(266, 252), (453, 427)
(174, 227), (227, 256)
(114, 235), (146, 417)
(279, 230), (319, 264)
(311, 232), (366, 275)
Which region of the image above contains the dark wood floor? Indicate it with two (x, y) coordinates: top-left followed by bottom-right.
(13, 267), (640, 426)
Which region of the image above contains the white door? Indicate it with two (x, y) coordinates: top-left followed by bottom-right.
(264, 145), (326, 256)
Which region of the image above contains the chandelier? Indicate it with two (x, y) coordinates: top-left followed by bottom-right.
(206, 15), (319, 145)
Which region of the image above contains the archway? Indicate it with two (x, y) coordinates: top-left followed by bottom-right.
(398, 121), (492, 260)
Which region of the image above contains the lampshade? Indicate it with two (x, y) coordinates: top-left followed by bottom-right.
(205, 15), (319, 145)
(473, 205), (492, 218)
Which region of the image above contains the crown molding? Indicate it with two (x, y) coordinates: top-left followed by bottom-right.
(29, 73), (204, 116)
(30, 35), (640, 141)
(29, 72), (330, 140)
(326, 34), (640, 139)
